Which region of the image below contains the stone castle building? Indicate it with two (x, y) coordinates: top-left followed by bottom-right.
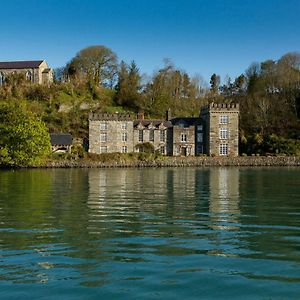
(89, 103), (239, 157)
(0, 60), (53, 86)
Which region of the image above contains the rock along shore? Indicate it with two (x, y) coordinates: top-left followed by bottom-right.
(38, 156), (300, 168)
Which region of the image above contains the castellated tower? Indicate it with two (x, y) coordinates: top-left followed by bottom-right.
(200, 103), (239, 157)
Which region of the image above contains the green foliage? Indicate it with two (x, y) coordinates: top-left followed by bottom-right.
(135, 142), (155, 153)
(0, 102), (51, 167)
(67, 45), (118, 87)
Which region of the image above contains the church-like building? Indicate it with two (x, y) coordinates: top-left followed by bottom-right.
(0, 60), (53, 86)
(89, 103), (239, 157)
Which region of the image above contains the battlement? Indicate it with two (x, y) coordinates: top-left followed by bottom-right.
(209, 102), (239, 109)
(200, 102), (239, 116)
(89, 112), (133, 121)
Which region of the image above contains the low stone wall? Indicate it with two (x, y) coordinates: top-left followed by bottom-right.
(40, 156), (300, 168)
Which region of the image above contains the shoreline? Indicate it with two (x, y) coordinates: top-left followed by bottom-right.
(33, 156), (300, 168)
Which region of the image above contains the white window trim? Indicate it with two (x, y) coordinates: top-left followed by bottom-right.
(219, 144), (228, 156)
(219, 115), (229, 124)
(219, 128), (229, 139)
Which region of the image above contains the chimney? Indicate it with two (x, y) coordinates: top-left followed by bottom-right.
(166, 108), (171, 121)
(137, 111), (144, 120)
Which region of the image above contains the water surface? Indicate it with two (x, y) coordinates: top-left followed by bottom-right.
(0, 167), (299, 299)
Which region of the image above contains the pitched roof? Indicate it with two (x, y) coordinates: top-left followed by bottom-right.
(133, 120), (173, 129)
(50, 133), (73, 146)
(171, 117), (199, 127)
(0, 60), (44, 69)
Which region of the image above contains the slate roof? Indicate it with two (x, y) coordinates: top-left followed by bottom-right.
(133, 120), (173, 129)
(0, 60), (44, 69)
(50, 133), (73, 146)
(171, 117), (199, 127)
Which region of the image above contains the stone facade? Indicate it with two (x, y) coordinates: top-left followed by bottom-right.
(89, 113), (134, 154)
(89, 103), (240, 157)
(0, 60), (53, 85)
(200, 103), (239, 156)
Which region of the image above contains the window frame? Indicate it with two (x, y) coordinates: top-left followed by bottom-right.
(160, 130), (166, 142)
(181, 133), (187, 142)
(149, 129), (154, 142)
(219, 128), (229, 139)
(100, 146), (108, 153)
(100, 132), (107, 142)
(122, 132), (127, 142)
(138, 130), (143, 142)
(100, 123), (108, 130)
(219, 115), (229, 125)
(219, 144), (228, 156)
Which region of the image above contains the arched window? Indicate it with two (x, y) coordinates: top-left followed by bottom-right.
(26, 70), (32, 82)
(0, 72), (5, 86)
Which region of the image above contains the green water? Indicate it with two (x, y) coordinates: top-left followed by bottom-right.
(0, 167), (299, 299)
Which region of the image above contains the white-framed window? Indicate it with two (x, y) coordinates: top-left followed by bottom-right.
(219, 128), (229, 139)
(149, 130), (154, 142)
(160, 146), (165, 155)
(121, 123), (127, 130)
(122, 146), (128, 153)
(100, 132), (107, 142)
(197, 133), (203, 143)
(122, 132), (127, 142)
(219, 115), (229, 124)
(197, 125), (203, 131)
(100, 123), (108, 130)
(139, 130), (143, 142)
(181, 133), (187, 142)
(160, 130), (166, 142)
(100, 146), (108, 153)
(219, 144), (228, 156)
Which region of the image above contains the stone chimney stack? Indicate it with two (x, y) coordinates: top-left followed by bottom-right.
(166, 108), (171, 121)
(137, 111), (144, 120)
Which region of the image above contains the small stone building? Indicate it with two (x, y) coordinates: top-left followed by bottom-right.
(0, 60), (53, 86)
(89, 103), (240, 157)
(50, 133), (73, 153)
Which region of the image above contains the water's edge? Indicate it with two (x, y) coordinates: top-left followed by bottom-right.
(34, 156), (300, 168)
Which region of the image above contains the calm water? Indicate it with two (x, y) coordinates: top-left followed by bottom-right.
(0, 167), (299, 299)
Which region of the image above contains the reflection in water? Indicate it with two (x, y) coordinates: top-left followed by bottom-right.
(0, 168), (300, 299)
(209, 168), (240, 231)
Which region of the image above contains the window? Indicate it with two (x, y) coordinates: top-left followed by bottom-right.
(0, 72), (5, 86)
(121, 123), (127, 130)
(139, 130), (143, 142)
(181, 133), (187, 142)
(122, 132), (127, 142)
(197, 125), (203, 131)
(26, 70), (32, 81)
(219, 115), (229, 124)
(100, 146), (107, 153)
(219, 144), (228, 156)
(100, 123), (108, 130)
(160, 130), (166, 142)
(122, 146), (128, 153)
(197, 133), (203, 143)
(219, 128), (229, 139)
(100, 132), (107, 142)
(149, 130), (154, 142)
(160, 146), (165, 155)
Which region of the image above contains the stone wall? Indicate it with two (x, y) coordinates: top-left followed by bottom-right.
(39, 156), (300, 168)
(172, 126), (195, 156)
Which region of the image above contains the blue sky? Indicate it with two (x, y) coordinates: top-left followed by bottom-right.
(1, 0), (300, 83)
